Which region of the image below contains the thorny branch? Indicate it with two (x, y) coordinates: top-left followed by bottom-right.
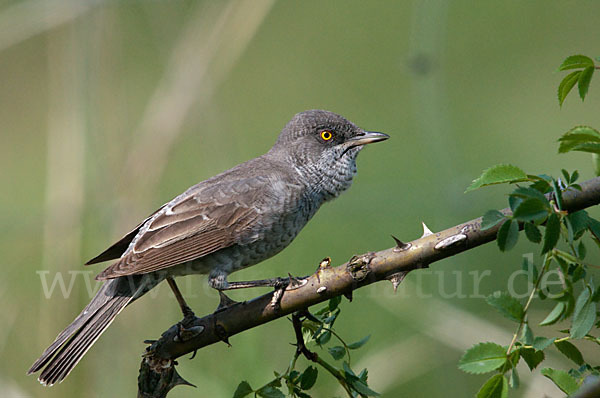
(137, 176), (600, 397)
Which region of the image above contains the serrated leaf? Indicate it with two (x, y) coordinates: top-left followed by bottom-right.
(300, 366), (318, 390)
(315, 330), (331, 345)
(497, 219), (519, 252)
(458, 342), (507, 374)
(571, 289), (596, 339)
(533, 337), (555, 350)
(233, 381), (254, 398)
(571, 169), (579, 182)
(567, 210), (590, 237)
(511, 186), (550, 204)
(358, 368), (368, 382)
(524, 222), (542, 243)
(558, 70), (582, 106)
(565, 142), (600, 155)
(539, 301), (566, 326)
(482, 210), (506, 230)
(588, 217), (600, 240)
(350, 379), (380, 397)
(328, 346), (346, 360)
(520, 348), (545, 370)
(256, 386), (285, 398)
(508, 195), (523, 213)
(520, 323), (534, 345)
(558, 55), (594, 71)
(554, 340), (584, 365)
(477, 374), (508, 398)
(486, 292), (524, 322)
(541, 368), (580, 395)
(573, 288), (591, 320)
(466, 164), (529, 192)
(578, 66), (594, 100)
(348, 335), (371, 350)
(542, 213), (560, 254)
(513, 199), (549, 222)
(558, 126), (600, 153)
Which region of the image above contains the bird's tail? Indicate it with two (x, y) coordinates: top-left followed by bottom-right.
(27, 274), (160, 386)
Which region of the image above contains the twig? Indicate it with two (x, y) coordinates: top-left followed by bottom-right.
(506, 252), (552, 355)
(137, 176), (600, 396)
(291, 312), (353, 397)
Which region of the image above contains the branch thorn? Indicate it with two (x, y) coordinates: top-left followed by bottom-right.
(421, 222), (434, 238)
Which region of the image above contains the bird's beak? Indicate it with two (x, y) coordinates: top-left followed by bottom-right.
(345, 131), (390, 148)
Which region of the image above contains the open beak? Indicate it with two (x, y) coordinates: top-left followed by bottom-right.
(346, 131), (390, 148)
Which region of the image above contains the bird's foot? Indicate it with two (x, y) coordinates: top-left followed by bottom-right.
(174, 321), (204, 343)
(269, 274), (308, 309)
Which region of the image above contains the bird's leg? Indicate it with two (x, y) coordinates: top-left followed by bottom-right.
(208, 273), (308, 309)
(166, 277), (195, 320)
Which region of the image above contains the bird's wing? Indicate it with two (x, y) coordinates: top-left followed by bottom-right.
(95, 177), (266, 280)
(85, 204), (168, 265)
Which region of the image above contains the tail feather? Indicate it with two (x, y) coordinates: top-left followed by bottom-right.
(28, 275), (157, 385)
(39, 296), (130, 385)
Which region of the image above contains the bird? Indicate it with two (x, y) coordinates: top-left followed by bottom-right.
(27, 109), (389, 386)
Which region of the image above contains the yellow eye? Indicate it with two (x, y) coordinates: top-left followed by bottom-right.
(320, 130), (333, 141)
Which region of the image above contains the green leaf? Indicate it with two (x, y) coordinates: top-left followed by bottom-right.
(315, 330), (331, 345)
(533, 336), (555, 350)
(520, 323), (534, 345)
(328, 296), (342, 311)
(510, 186), (550, 204)
(476, 374), (508, 398)
(512, 199), (549, 222)
(497, 219), (519, 252)
(588, 217), (600, 240)
(300, 366), (318, 390)
(350, 380), (380, 397)
(558, 125), (600, 153)
(509, 367), (520, 389)
(539, 301), (566, 326)
(482, 210), (506, 230)
(558, 70), (582, 106)
(564, 142), (600, 155)
(348, 335), (371, 350)
(578, 66), (594, 100)
(573, 288), (591, 321)
(542, 213), (560, 254)
(554, 340), (584, 365)
(522, 257), (539, 283)
(328, 346), (346, 360)
(558, 55), (594, 71)
(524, 222), (542, 243)
(233, 381), (254, 398)
(458, 342), (507, 374)
(256, 386), (285, 398)
(541, 368), (580, 395)
(466, 164), (529, 192)
(571, 288), (597, 339)
(520, 348), (545, 370)
(567, 210), (590, 237)
(486, 292), (524, 322)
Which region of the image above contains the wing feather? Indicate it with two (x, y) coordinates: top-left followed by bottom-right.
(95, 183), (262, 280)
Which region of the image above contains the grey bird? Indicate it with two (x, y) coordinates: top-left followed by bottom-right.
(28, 109), (388, 385)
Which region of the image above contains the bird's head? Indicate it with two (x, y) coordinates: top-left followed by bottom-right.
(269, 110), (389, 199)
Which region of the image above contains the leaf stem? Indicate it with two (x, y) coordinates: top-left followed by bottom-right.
(506, 252), (552, 355)
(292, 312), (354, 397)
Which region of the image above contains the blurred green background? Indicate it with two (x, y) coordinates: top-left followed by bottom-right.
(2, 0), (600, 397)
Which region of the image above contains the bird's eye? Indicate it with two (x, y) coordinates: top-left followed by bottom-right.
(320, 130), (333, 141)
